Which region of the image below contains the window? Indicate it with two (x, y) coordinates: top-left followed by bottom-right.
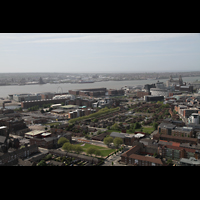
(142, 160), (145, 166)
(152, 163), (155, 166)
(135, 159), (138, 164)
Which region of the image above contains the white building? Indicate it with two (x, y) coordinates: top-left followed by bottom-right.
(53, 94), (75, 100)
(150, 88), (169, 97)
(188, 113), (200, 124)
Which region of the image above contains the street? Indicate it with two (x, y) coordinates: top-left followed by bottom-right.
(102, 151), (126, 166)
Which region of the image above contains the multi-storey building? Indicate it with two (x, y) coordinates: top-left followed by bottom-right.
(153, 133), (198, 144)
(107, 89), (124, 96)
(121, 142), (163, 166)
(158, 122), (194, 138)
(157, 140), (198, 160)
(13, 93), (42, 102)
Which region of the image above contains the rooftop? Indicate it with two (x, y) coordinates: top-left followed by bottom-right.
(129, 154), (163, 165)
(110, 132), (135, 138)
(0, 126), (7, 130)
(25, 130), (45, 137)
(180, 157), (200, 165)
(159, 122), (176, 129)
(60, 105), (79, 109)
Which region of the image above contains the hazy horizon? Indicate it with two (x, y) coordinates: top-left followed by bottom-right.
(0, 33), (199, 73)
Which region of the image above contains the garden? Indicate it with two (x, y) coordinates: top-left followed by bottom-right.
(37, 153), (91, 166)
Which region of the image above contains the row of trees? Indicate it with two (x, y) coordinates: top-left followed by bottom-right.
(62, 142), (84, 154)
(103, 136), (123, 148)
(58, 137), (102, 157)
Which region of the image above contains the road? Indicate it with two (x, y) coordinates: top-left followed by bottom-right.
(102, 151), (126, 166)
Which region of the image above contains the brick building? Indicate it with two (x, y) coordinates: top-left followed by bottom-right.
(30, 137), (58, 149)
(153, 133), (198, 144)
(182, 109), (199, 118)
(120, 142), (163, 166)
(136, 91), (150, 98)
(40, 92), (55, 100)
(157, 140), (198, 160)
(107, 89), (124, 96)
(110, 132), (136, 146)
(69, 88), (107, 97)
(158, 122), (194, 138)
(0, 118), (28, 135)
(21, 98), (70, 109)
(65, 98), (96, 108)
(0, 144), (38, 166)
(175, 85), (193, 93)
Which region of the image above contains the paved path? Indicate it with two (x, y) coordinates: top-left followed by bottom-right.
(72, 137), (108, 148)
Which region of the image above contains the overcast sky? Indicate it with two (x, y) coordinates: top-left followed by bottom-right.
(0, 33), (199, 73)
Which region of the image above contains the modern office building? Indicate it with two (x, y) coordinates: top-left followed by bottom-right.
(150, 88), (169, 97)
(12, 93), (41, 102)
(144, 95), (164, 102)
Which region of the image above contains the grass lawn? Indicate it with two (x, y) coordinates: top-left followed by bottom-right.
(76, 143), (116, 157)
(135, 126), (154, 134)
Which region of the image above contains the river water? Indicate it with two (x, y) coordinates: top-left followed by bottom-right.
(0, 76), (200, 98)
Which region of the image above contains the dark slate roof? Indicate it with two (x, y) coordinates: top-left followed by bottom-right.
(110, 132), (134, 138)
(159, 122), (176, 129)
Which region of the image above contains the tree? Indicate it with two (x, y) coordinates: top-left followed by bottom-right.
(113, 137), (123, 148)
(57, 137), (69, 146)
(40, 109), (45, 114)
(62, 142), (72, 152)
(86, 147), (96, 156)
(37, 160), (47, 166)
(111, 123), (119, 130)
(94, 149), (101, 157)
(166, 159), (173, 166)
(153, 122), (158, 131)
(134, 122), (141, 129)
(103, 136), (113, 146)
(73, 145), (83, 154)
(97, 130), (102, 135)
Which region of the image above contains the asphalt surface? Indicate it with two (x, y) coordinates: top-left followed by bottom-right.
(102, 151), (126, 166)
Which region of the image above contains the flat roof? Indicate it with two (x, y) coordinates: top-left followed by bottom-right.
(110, 132), (135, 138)
(25, 130), (45, 136)
(61, 105), (79, 109)
(180, 157), (200, 165)
(0, 126), (7, 130)
(134, 133), (145, 138)
(51, 104), (62, 107)
(41, 133), (51, 137)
